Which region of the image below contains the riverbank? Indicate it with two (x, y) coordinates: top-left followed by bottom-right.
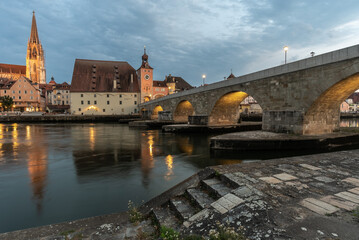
(0, 114), (140, 123)
(210, 130), (359, 151)
(1, 149), (358, 239)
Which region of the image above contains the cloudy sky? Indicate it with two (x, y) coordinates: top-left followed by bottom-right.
(1, 0), (359, 86)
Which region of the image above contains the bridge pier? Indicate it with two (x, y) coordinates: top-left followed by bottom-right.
(262, 110), (304, 134)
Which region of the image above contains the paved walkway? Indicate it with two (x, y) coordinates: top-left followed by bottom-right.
(1, 150), (359, 239)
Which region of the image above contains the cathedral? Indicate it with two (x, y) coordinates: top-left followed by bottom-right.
(0, 11), (46, 84)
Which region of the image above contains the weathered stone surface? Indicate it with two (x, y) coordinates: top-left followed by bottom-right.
(186, 188), (214, 209)
(259, 176), (282, 184)
(320, 195), (358, 211)
(342, 177), (359, 186)
(170, 197), (197, 221)
(300, 198), (339, 215)
(273, 173), (298, 181)
(299, 163), (321, 171)
(314, 176), (335, 183)
(349, 187), (359, 195)
(202, 178), (233, 197)
(335, 191), (359, 203)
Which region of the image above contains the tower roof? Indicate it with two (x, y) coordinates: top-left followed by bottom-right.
(139, 46), (153, 69)
(30, 11), (40, 44)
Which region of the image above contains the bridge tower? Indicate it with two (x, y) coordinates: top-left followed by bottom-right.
(137, 46), (153, 103)
(26, 11), (46, 84)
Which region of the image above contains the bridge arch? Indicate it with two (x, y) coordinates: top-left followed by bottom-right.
(151, 105), (164, 120)
(209, 91), (249, 125)
(173, 100), (195, 123)
(303, 73), (359, 134)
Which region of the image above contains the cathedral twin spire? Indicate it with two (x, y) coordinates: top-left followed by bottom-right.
(26, 11), (46, 84)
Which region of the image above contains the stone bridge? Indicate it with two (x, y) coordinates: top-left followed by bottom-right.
(139, 45), (359, 135)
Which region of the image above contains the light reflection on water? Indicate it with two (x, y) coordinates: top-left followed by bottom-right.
(0, 119), (356, 233)
(0, 123), (229, 233)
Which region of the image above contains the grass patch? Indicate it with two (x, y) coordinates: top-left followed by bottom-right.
(159, 226), (180, 240)
(128, 200), (143, 224)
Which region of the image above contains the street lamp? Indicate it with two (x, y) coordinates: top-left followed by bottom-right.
(202, 74), (206, 86)
(283, 46), (289, 64)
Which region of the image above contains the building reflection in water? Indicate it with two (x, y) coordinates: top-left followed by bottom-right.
(140, 132), (156, 187)
(0, 124), (48, 212)
(26, 125), (48, 212)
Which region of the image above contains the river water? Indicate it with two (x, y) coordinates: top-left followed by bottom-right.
(0, 121), (357, 233)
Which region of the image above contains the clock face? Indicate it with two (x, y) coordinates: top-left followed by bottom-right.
(144, 74), (150, 80)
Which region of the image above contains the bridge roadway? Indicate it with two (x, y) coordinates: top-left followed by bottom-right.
(140, 44), (359, 135)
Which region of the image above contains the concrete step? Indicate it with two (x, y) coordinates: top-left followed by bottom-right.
(170, 196), (198, 221)
(186, 187), (215, 209)
(151, 206), (180, 230)
(202, 177), (234, 198)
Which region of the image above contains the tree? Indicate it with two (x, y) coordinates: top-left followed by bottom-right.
(0, 95), (14, 111)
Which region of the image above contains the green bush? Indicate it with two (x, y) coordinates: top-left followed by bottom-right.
(160, 226), (180, 240)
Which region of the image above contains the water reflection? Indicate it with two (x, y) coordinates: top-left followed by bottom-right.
(340, 118), (359, 128)
(2, 120), (358, 233)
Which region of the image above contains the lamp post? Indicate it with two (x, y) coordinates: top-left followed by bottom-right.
(202, 74), (206, 86)
(283, 46), (289, 64)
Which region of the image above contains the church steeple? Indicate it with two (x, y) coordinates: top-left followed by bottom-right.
(26, 11), (46, 84)
(30, 11), (39, 44)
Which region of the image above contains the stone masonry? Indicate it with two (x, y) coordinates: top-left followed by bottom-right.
(140, 45), (359, 135)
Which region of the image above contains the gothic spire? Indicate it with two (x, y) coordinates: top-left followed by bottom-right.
(30, 11), (40, 44)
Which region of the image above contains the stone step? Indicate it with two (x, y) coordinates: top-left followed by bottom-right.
(170, 196), (198, 221)
(151, 206), (180, 230)
(202, 178), (233, 198)
(186, 187), (215, 209)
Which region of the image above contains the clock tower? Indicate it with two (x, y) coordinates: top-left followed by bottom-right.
(137, 46), (153, 103)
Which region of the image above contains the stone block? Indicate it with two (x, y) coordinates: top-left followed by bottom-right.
(158, 111), (173, 121)
(188, 115), (208, 125)
(300, 198), (339, 215)
(349, 187), (359, 195)
(320, 195), (358, 211)
(273, 173), (298, 181)
(211, 201), (228, 214)
(259, 177), (282, 184)
(299, 163), (321, 171)
(335, 191), (359, 204)
(342, 177), (359, 186)
(314, 176), (335, 183)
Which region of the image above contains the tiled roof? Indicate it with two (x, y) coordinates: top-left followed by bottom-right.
(0, 63), (26, 75)
(153, 80), (167, 87)
(70, 59), (140, 93)
(165, 75), (193, 90)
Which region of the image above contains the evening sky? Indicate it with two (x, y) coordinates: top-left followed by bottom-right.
(1, 0), (359, 86)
